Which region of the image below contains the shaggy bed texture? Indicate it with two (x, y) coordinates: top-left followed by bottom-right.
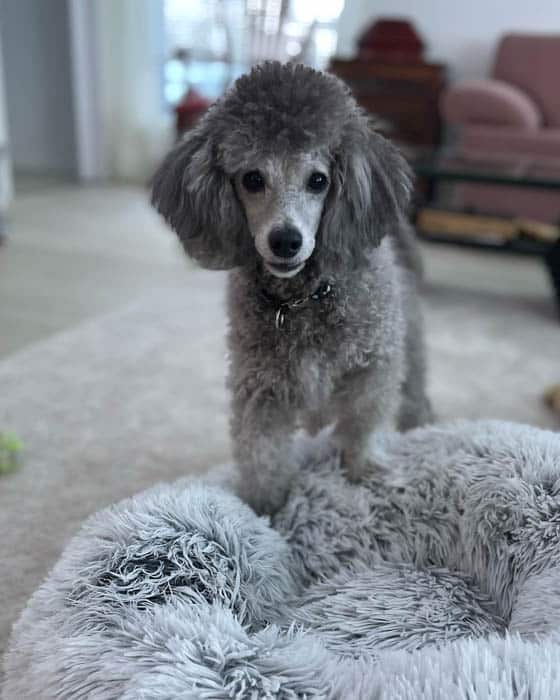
(4, 420), (560, 699)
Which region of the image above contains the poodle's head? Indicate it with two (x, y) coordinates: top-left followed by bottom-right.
(151, 62), (413, 276)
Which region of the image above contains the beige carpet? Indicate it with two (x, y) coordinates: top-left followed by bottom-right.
(0, 182), (189, 359)
(1, 264), (559, 657)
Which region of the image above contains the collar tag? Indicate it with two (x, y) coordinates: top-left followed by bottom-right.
(264, 281), (334, 331)
(275, 306), (287, 330)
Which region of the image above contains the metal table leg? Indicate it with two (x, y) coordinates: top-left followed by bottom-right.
(545, 238), (560, 317)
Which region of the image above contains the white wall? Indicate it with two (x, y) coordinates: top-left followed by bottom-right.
(337, 0), (560, 81)
(0, 0), (77, 176)
(87, 0), (170, 182)
(0, 29), (13, 211)
(68, 0), (109, 180)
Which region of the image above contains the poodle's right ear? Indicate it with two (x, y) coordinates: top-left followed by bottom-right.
(151, 126), (250, 270)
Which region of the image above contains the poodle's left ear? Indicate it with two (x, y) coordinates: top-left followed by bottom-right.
(150, 125), (250, 270)
(320, 115), (413, 267)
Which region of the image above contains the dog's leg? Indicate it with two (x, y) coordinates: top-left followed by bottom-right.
(303, 408), (332, 437)
(231, 389), (296, 515)
(332, 364), (400, 482)
(398, 282), (433, 430)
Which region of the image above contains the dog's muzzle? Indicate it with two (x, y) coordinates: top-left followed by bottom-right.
(264, 225), (307, 277)
(268, 225), (302, 259)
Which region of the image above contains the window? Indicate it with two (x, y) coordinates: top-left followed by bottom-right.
(163, 0), (344, 105)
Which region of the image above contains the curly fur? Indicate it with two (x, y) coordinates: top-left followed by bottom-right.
(151, 62), (432, 513)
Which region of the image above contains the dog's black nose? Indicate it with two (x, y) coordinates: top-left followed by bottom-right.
(268, 226), (302, 259)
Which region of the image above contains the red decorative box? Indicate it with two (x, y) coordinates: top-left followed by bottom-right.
(358, 19), (425, 64)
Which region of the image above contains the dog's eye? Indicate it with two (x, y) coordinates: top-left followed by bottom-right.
(307, 172), (328, 193)
(242, 170), (265, 193)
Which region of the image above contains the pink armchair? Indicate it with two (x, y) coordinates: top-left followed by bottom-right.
(440, 34), (560, 222)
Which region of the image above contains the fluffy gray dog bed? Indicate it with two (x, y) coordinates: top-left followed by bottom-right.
(4, 420), (560, 699)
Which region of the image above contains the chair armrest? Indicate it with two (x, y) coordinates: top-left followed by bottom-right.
(441, 79), (542, 129)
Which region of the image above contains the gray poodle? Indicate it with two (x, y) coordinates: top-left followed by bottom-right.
(152, 62), (431, 514)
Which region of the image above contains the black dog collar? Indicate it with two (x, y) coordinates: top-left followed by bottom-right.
(259, 281), (335, 330)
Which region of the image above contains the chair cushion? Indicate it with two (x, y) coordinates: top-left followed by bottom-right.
(442, 79), (542, 129)
(494, 34), (560, 128)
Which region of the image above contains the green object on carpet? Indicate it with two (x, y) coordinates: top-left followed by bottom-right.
(0, 432), (23, 474)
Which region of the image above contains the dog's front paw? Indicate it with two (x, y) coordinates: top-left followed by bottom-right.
(341, 452), (366, 483)
(235, 468), (293, 516)
(340, 449), (381, 483)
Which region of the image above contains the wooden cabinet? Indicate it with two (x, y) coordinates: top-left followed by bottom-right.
(329, 58), (446, 147)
